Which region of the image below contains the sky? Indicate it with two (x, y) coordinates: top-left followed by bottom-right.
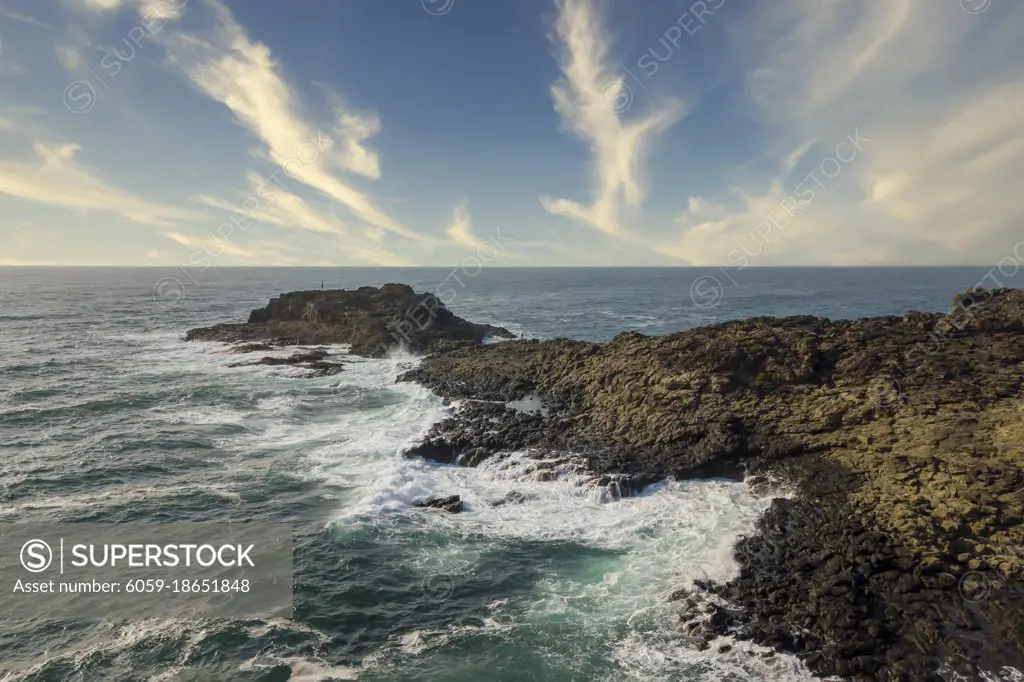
(0, 0), (1022, 267)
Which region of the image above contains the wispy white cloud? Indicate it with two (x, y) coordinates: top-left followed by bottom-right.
(56, 44), (85, 72)
(441, 201), (526, 262)
(138, 0), (187, 23)
(77, 0), (123, 10)
(445, 202), (478, 250)
(324, 92), (383, 180)
(158, 0), (420, 243)
(0, 140), (207, 227)
(668, 0), (1024, 266)
(540, 0), (684, 237)
(192, 171), (416, 265)
(192, 170), (345, 236)
(782, 138), (818, 175)
(11, 0), (1016, 267)
(161, 230), (298, 265)
(72, 0), (187, 23)
(0, 7), (53, 30)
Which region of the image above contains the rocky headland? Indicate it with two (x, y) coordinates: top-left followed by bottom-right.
(186, 283), (1023, 679)
(186, 283), (514, 357)
(399, 287), (1024, 681)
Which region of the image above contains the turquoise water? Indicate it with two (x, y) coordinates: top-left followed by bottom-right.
(1, 266), (1016, 681)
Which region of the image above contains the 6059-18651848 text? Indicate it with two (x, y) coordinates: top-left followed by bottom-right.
(0, 524), (293, 622)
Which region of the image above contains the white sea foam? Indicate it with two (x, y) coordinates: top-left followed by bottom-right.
(16, 329), (814, 681)
(148, 405), (249, 425)
(310, 370), (808, 682)
(0, 479), (246, 519)
(262, 658), (360, 681)
(1, 620), (198, 681)
(314, 376), (813, 682)
(607, 632), (825, 682)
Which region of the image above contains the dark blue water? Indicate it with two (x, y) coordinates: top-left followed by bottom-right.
(0, 267), (1015, 681)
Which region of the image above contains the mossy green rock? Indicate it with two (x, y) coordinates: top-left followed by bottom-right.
(402, 287), (1024, 680)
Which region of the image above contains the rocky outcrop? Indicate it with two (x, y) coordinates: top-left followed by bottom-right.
(401, 287), (1024, 680)
(226, 347), (346, 377)
(414, 495), (464, 513)
(187, 283), (514, 357)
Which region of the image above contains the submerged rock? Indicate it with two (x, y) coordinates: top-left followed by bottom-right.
(226, 348), (346, 377)
(414, 495), (463, 513)
(399, 287), (1024, 680)
(491, 490), (534, 506)
(187, 283), (514, 358)
(230, 342), (277, 354)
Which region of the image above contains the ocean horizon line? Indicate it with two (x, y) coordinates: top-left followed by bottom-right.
(0, 264), (1002, 270)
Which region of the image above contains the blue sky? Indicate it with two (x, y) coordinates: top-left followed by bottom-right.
(0, 0), (1022, 266)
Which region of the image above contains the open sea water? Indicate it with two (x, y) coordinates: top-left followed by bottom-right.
(1, 266), (1019, 681)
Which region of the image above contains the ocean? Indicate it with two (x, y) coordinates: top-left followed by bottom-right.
(1, 266), (1019, 681)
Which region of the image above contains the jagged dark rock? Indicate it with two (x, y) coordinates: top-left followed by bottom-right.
(187, 283), (514, 358)
(226, 347), (346, 377)
(230, 342), (277, 354)
(490, 490), (534, 506)
(400, 287), (1024, 681)
(414, 495), (463, 513)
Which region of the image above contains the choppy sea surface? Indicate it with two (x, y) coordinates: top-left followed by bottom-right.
(1, 266), (1018, 681)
